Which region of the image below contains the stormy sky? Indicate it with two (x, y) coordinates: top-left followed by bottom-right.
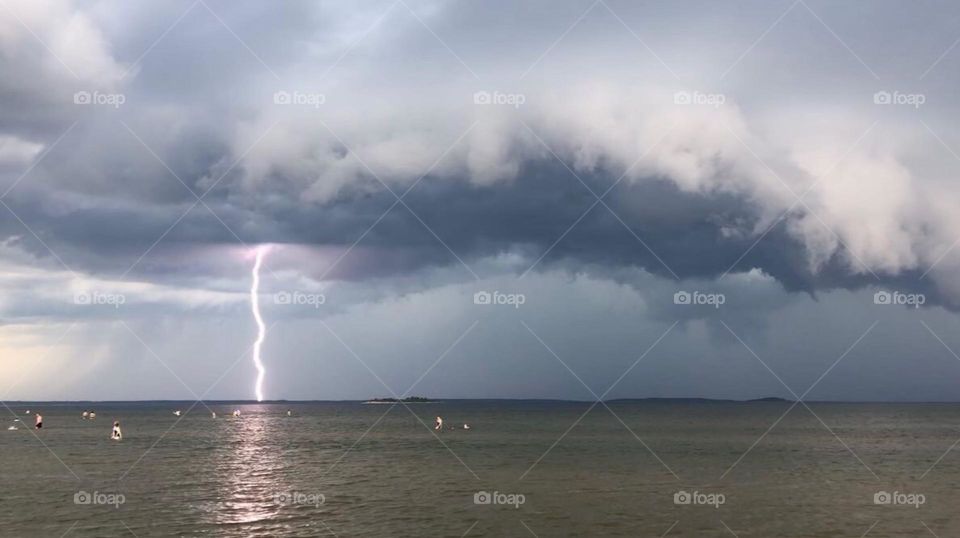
(2, 0), (960, 401)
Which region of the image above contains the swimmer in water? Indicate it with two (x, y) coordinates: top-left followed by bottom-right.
(211, 411), (216, 419)
(35, 413), (42, 430)
(111, 421), (122, 440)
(173, 410), (182, 416)
(287, 409), (292, 416)
(89, 411), (96, 419)
(232, 409), (241, 417)
(434, 416), (443, 431)
(463, 424), (470, 430)
(82, 411), (89, 419)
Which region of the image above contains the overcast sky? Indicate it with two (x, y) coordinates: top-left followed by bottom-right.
(2, 0), (960, 401)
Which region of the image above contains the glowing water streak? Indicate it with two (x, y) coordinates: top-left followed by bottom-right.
(250, 246), (268, 402)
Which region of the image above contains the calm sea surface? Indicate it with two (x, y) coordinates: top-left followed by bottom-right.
(2, 401), (960, 537)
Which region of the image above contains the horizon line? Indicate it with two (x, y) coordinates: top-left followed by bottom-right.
(5, 397), (960, 404)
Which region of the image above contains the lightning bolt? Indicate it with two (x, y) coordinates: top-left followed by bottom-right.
(250, 246), (268, 402)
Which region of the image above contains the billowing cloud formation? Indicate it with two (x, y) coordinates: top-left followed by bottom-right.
(2, 0), (960, 399)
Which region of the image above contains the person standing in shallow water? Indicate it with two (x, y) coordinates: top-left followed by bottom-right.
(111, 421), (122, 440)
(434, 416), (443, 431)
(34, 413), (42, 429)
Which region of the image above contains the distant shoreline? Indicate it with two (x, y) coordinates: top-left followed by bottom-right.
(9, 397), (960, 404)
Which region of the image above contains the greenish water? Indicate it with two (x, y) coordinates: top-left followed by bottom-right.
(2, 401), (960, 537)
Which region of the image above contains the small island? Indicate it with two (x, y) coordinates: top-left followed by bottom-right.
(363, 396), (433, 404)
